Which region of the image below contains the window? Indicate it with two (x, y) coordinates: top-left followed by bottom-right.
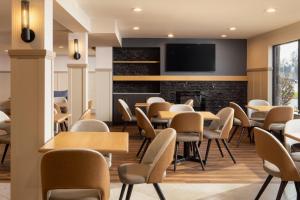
(273, 41), (299, 110)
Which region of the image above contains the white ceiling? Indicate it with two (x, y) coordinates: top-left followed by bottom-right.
(76, 0), (300, 39)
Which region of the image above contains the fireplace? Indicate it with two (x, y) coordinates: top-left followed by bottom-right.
(175, 91), (206, 111)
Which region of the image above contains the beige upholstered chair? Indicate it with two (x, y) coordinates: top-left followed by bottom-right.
(169, 104), (194, 112)
(135, 108), (161, 161)
(146, 97), (165, 104)
(118, 99), (137, 131)
(254, 127), (300, 200)
(228, 102), (261, 146)
(184, 99), (194, 107)
(284, 119), (300, 162)
(170, 112), (205, 171)
(70, 120), (112, 167)
(41, 149), (110, 200)
(247, 99), (270, 121)
(118, 128), (176, 200)
(0, 111), (10, 164)
(147, 102), (171, 128)
(203, 107), (236, 164)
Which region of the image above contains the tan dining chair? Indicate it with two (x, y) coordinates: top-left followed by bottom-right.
(146, 97), (165, 104)
(169, 104), (194, 112)
(247, 99), (270, 121)
(118, 99), (137, 131)
(41, 149), (110, 200)
(203, 107), (236, 164)
(284, 119), (300, 162)
(118, 128), (176, 200)
(228, 102), (261, 146)
(70, 120), (112, 167)
(0, 111), (10, 164)
(184, 99), (194, 107)
(135, 107), (161, 161)
(54, 103), (68, 131)
(54, 97), (68, 113)
(170, 112), (205, 171)
(147, 102), (171, 128)
(254, 127), (300, 200)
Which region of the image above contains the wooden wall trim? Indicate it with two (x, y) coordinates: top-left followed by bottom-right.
(113, 75), (248, 82)
(247, 67), (272, 72)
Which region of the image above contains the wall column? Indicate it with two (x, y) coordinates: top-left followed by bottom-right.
(67, 33), (88, 123)
(9, 0), (54, 199)
(95, 47), (112, 121)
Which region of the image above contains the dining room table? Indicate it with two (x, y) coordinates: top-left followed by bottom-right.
(245, 105), (277, 112)
(284, 131), (300, 143)
(158, 111), (219, 120)
(39, 131), (129, 154)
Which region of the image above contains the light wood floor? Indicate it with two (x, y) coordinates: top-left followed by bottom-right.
(0, 125), (268, 183)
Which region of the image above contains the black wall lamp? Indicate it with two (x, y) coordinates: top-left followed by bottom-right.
(21, 0), (35, 43)
(73, 39), (81, 60)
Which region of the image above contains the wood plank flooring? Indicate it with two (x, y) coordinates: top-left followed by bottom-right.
(0, 125), (268, 183)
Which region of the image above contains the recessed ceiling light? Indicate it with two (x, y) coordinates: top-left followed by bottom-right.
(58, 45), (64, 49)
(168, 33), (174, 38)
(132, 7), (142, 12)
(133, 26), (140, 30)
(229, 27), (237, 31)
(221, 34), (227, 38)
(265, 8), (276, 13)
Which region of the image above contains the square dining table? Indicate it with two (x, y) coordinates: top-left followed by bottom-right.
(158, 111), (219, 120)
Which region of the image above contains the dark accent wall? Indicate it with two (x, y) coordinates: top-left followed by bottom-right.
(122, 38), (247, 75)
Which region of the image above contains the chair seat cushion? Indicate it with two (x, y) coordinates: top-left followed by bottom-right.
(291, 152), (300, 162)
(263, 160), (280, 177)
(249, 120), (262, 127)
(141, 129), (161, 137)
(269, 123), (285, 132)
(104, 155), (112, 168)
(49, 189), (100, 200)
(118, 163), (150, 184)
(249, 117), (265, 122)
(203, 128), (221, 139)
(176, 132), (199, 142)
(151, 118), (168, 124)
(233, 118), (241, 126)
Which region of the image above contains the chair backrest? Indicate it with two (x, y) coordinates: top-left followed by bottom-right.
(118, 99), (133, 122)
(263, 106), (294, 130)
(169, 104), (194, 112)
(254, 127), (300, 181)
(170, 112), (203, 141)
(229, 102), (251, 127)
(80, 109), (92, 120)
(247, 99), (270, 117)
(41, 149), (110, 200)
(209, 107), (234, 139)
(0, 111), (9, 122)
(184, 99), (194, 107)
(146, 97), (165, 104)
(284, 119), (300, 152)
(54, 97), (67, 104)
(54, 103), (62, 114)
(70, 120), (110, 132)
(141, 128), (176, 183)
(147, 102), (171, 119)
(135, 108), (156, 139)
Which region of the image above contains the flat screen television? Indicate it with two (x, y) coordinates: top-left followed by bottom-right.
(165, 44), (216, 72)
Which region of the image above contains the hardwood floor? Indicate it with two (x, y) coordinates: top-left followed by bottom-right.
(0, 125), (268, 183)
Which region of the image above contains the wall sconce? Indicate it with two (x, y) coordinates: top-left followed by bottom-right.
(21, 0), (35, 43)
(73, 39), (81, 60)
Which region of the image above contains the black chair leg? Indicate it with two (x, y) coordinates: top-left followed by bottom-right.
(122, 122), (127, 132)
(174, 142), (179, 172)
(276, 181), (288, 200)
(255, 175), (273, 200)
(119, 184), (127, 200)
(193, 142), (205, 171)
(228, 126), (238, 143)
(247, 127), (252, 143)
(140, 139), (151, 162)
(237, 127), (245, 147)
(59, 123), (64, 131)
(153, 183), (166, 200)
(1, 144), (9, 164)
(125, 184), (134, 200)
(222, 139), (236, 164)
(136, 138), (147, 157)
(215, 139), (224, 157)
(204, 139), (211, 165)
(63, 121), (68, 131)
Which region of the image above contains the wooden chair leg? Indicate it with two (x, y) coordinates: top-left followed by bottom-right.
(136, 138), (147, 157)
(276, 181), (288, 200)
(174, 142), (179, 172)
(119, 184), (127, 200)
(1, 144), (9, 164)
(153, 183), (166, 200)
(222, 139), (236, 164)
(125, 184), (134, 200)
(204, 139), (212, 165)
(140, 139), (151, 162)
(193, 142), (205, 171)
(215, 139), (224, 157)
(237, 127), (245, 147)
(255, 175), (273, 200)
(228, 126), (239, 143)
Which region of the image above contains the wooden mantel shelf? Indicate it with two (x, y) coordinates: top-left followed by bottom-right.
(113, 75), (248, 82)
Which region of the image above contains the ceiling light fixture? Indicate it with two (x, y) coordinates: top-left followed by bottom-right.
(168, 33), (174, 38)
(221, 34), (227, 38)
(132, 7), (142, 12)
(265, 8), (276, 13)
(133, 26), (140, 30)
(229, 27), (237, 31)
